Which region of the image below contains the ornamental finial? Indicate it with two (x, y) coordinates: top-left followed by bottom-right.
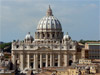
(66, 32), (68, 35)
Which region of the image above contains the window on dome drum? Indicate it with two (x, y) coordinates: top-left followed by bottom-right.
(57, 33), (59, 38)
(47, 34), (50, 38)
(43, 34), (45, 38)
(52, 34), (55, 38)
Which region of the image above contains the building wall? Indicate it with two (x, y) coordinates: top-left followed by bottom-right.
(83, 42), (100, 59)
(12, 49), (77, 72)
(79, 58), (91, 64)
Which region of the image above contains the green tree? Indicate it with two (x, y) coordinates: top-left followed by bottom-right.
(0, 42), (11, 52)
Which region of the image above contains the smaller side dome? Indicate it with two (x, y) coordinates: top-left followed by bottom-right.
(25, 32), (34, 41)
(63, 32), (71, 41)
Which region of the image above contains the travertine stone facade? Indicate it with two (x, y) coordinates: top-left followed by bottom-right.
(11, 6), (77, 72)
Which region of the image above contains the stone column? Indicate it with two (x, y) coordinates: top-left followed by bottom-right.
(53, 54), (55, 66)
(40, 54), (42, 68)
(46, 54), (48, 67)
(40, 32), (41, 39)
(27, 54), (30, 68)
(34, 54), (36, 69)
(73, 54), (76, 63)
(64, 54), (68, 67)
(45, 32), (47, 39)
(50, 54), (53, 67)
(35, 54), (38, 71)
(20, 53), (24, 70)
(50, 32), (52, 39)
(37, 32), (39, 39)
(12, 53), (16, 70)
(55, 32), (57, 39)
(58, 54), (61, 67)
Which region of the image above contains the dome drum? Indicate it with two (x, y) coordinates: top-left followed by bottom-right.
(35, 31), (63, 41)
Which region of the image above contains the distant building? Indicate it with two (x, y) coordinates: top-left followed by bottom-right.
(85, 42), (100, 59)
(79, 58), (91, 64)
(0, 49), (4, 59)
(0, 59), (14, 75)
(11, 6), (79, 73)
(56, 67), (85, 75)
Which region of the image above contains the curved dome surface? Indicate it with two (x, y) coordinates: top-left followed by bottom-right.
(63, 32), (71, 40)
(37, 16), (62, 30)
(37, 5), (62, 30)
(25, 32), (33, 40)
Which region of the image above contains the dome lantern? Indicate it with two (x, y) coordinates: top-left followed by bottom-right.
(46, 5), (53, 16)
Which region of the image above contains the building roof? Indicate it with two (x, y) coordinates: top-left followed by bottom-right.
(86, 42), (100, 45)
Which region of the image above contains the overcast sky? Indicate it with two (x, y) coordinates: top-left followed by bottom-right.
(0, 0), (100, 42)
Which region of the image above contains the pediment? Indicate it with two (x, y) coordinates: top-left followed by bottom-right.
(36, 47), (52, 52)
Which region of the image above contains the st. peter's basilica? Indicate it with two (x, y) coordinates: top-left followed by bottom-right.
(11, 6), (78, 73)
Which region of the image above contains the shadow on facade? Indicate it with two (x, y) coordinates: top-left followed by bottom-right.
(69, 60), (73, 66)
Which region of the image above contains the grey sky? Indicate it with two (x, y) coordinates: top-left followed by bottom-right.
(0, 0), (99, 42)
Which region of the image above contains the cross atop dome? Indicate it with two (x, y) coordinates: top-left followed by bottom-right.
(66, 32), (68, 35)
(46, 5), (53, 16)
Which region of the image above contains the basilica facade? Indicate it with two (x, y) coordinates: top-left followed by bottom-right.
(11, 6), (77, 72)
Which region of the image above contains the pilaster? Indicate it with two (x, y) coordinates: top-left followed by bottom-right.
(58, 54), (61, 67)
(20, 53), (24, 70)
(27, 53), (30, 68)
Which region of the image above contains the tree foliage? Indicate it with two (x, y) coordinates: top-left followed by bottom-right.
(0, 42), (11, 52)
(79, 39), (100, 44)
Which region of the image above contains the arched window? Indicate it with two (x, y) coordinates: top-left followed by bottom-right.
(16, 45), (19, 48)
(52, 34), (55, 38)
(47, 33), (50, 38)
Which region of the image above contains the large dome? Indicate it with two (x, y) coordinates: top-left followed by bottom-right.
(37, 5), (62, 31)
